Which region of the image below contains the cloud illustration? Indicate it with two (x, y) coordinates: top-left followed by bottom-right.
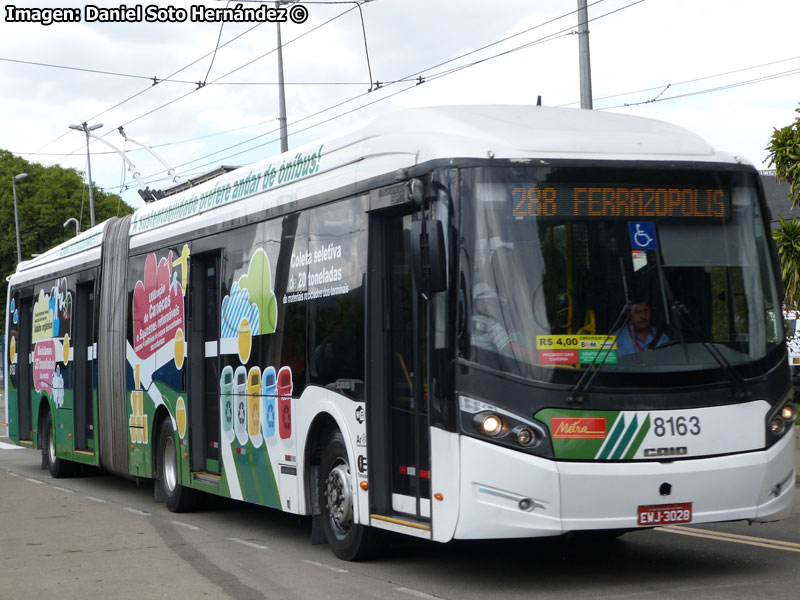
(237, 248), (278, 335)
(221, 282), (260, 338)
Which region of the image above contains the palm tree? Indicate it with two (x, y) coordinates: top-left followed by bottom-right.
(774, 215), (800, 310)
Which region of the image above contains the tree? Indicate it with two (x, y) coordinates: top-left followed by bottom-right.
(767, 105), (800, 309)
(766, 104), (800, 208)
(0, 149), (134, 316)
(773, 215), (800, 310)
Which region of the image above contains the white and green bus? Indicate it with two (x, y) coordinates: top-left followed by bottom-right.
(5, 105), (796, 560)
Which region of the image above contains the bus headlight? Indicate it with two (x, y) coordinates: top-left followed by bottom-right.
(513, 426), (540, 447)
(766, 392), (797, 445)
(769, 417), (786, 436)
(474, 412), (505, 437)
(459, 395), (552, 456)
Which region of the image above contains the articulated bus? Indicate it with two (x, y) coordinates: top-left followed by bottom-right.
(4, 105), (796, 560)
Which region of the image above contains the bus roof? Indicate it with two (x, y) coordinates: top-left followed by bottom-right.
(13, 105), (744, 279)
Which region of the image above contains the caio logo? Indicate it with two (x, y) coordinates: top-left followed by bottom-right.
(552, 417), (607, 439)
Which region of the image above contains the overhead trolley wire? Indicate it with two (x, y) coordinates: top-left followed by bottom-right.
(556, 54), (800, 108)
(128, 1), (633, 187)
(74, 2), (361, 163)
(170, 12), (797, 189)
(134, 0), (644, 184)
(35, 19), (270, 166)
(8, 3), (370, 163)
(0, 57), (369, 88)
(19, 0), (604, 167)
(135, 53), (800, 191)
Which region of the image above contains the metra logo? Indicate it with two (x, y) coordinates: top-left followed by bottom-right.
(552, 417), (607, 439)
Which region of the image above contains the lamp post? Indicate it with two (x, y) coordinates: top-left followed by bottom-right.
(12, 172), (27, 264)
(64, 217), (79, 236)
(69, 122), (103, 227)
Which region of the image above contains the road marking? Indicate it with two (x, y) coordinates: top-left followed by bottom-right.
(226, 537), (270, 550)
(86, 496), (107, 503)
(659, 525), (800, 553)
(395, 588), (442, 599)
(0, 441), (23, 450)
(6, 471), (20, 477)
(53, 486), (74, 493)
(122, 507), (152, 516)
(302, 559), (349, 574)
(25, 477), (44, 485)
(170, 520), (201, 531)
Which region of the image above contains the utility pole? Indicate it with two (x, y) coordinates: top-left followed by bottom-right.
(276, 1), (289, 152)
(577, 0), (593, 109)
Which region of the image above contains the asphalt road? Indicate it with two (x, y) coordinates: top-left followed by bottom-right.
(2, 395), (799, 600)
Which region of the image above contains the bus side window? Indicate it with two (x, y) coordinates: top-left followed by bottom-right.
(306, 197), (367, 400)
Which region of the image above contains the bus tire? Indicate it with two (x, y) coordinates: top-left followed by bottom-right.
(157, 420), (195, 512)
(318, 431), (375, 561)
(42, 411), (72, 478)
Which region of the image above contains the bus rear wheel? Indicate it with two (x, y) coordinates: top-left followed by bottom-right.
(42, 412), (72, 478)
(318, 431), (376, 561)
(156, 419), (195, 512)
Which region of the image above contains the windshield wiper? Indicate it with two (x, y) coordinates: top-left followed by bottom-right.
(567, 300), (633, 405)
(669, 300), (751, 400)
(568, 257), (633, 404)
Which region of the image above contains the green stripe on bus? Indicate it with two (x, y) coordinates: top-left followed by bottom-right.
(597, 415), (626, 460)
(624, 414), (651, 460)
(610, 414), (639, 460)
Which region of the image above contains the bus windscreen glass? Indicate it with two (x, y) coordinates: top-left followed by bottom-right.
(460, 165), (782, 385)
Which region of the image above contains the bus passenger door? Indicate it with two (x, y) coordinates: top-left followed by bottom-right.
(73, 281), (95, 452)
(17, 296), (33, 441)
(368, 212), (431, 525)
(188, 252), (221, 475)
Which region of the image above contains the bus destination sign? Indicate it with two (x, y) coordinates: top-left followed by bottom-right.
(512, 185), (729, 220)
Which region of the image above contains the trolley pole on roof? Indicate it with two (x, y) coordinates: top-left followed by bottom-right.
(577, 0), (593, 109)
(276, 1), (289, 152)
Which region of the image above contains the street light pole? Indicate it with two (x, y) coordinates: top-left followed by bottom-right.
(69, 122), (103, 227)
(12, 172), (27, 264)
(64, 217), (80, 236)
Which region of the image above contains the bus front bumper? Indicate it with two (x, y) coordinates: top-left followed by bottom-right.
(453, 430), (795, 539)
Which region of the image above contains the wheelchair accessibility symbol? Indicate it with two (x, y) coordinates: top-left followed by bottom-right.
(628, 221), (657, 250)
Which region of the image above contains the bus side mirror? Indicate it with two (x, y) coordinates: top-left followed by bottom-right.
(411, 219), (447, 297)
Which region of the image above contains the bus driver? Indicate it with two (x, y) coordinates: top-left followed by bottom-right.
(614, 300), (669, 355)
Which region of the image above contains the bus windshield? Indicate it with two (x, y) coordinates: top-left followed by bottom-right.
(460, 165), (783, 384)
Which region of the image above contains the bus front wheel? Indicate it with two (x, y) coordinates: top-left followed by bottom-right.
(318, 431), (375, 561)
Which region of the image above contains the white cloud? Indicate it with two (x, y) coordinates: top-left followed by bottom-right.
(1, 0), (798, 208)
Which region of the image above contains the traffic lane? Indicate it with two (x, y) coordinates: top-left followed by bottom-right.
(0, 464), (445, 600)
(2, 444), (800, 600)
(371, 527), (800, 600)
(669, 484), (800, 545)
(0, 469), (237, 600)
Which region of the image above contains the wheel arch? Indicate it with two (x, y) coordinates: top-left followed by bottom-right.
(36, 396), (54, 450)
(151, 404), (172, 479)
(303, 409), (355, 516)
